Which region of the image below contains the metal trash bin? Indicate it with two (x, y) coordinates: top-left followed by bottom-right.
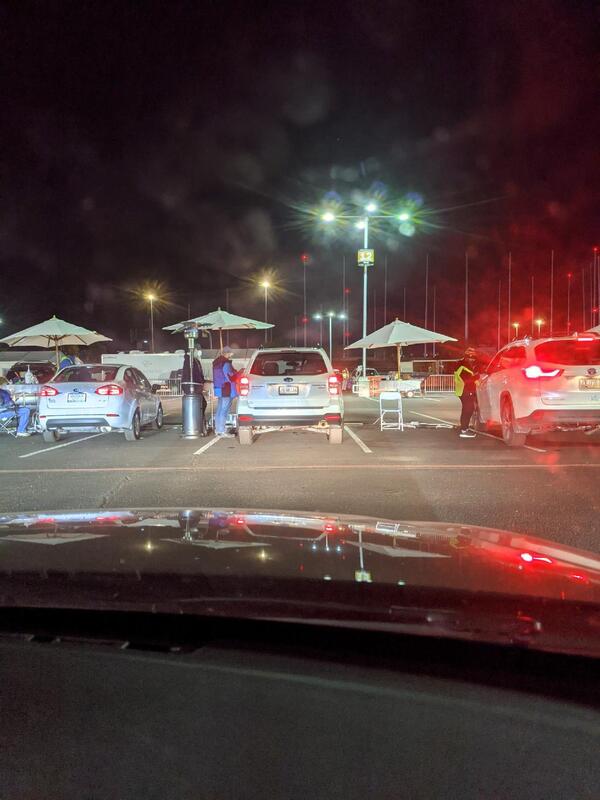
(181, 381), (204, 439)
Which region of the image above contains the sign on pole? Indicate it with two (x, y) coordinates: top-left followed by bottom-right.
(357, 249), (374, 267)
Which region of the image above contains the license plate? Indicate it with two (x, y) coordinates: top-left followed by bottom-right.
(67, 393), (86, 403)
(579, 378), (600, 390)
(279, 385), (298, 395)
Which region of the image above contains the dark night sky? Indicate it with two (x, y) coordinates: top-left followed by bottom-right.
(1, 0), (598, 353)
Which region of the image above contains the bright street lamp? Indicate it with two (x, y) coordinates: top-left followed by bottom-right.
(535, 318), (544, 337)
(513, 322), (520, 339)
(321, 211), (336, 223)
(260, 280), (270, 342)
(145, 293), (156, 352)
(315, 311), (345, 360)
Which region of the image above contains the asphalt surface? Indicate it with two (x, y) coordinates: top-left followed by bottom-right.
(1, 394), (599, 553)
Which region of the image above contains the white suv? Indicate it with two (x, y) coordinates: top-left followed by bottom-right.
(236, 347), (344, 445)
(476, 334), (600, 446)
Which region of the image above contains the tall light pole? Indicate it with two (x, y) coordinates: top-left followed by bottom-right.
(321, 202), (412, 376)
(513, 321), (520, 339)
(567, 272), (572, 334)
(536, 318), (544, 337)
(314, 311), (345, 361)
(261, 280), (270, 342)
(301, 253), (309, 346)
(145, 293), (156, 352)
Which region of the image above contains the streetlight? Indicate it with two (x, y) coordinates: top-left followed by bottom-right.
(535, 318), (544, 337)
(301, 254), (310, 346)
(314, 312), (346, 361)
(567, 272), (572, 334)
(145, 293), (156, 352)
(513, 322), (520, 339)
(321, 202), (413, 376)
(260, 280), (270, 342)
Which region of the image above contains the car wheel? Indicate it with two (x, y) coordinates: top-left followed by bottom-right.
(328, 426), (343, 445)
(155, 403), (164, 429)
(238, 427), (254, 446)
(42, 430), (60, 443)
(125, 410), (141, 441)
(501, 398), (526, 447)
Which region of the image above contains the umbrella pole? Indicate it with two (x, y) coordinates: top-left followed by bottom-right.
(55, 339), (59, 369)
(396, 344), (401, 379)
(219, 329), (223, 350)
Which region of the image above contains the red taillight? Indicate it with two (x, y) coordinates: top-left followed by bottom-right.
(328, 374), (339, 395)
(239, 376), (250, 396)
(95, 384), (123, 396)
(323, 520), (338, 533)
(40, 385), (59, 397)
(523, 365), (563, 379)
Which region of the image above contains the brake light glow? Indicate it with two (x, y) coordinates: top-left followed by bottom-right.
(239, 376), (250, 396)
(523, 365), (563, 379)
(328, 374), (339, 395)
(95, 384), (123, 396)
(577, 336), (594, 341)
(40, 385), (59, 397)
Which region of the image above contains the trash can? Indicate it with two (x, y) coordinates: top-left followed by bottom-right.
(181, 381), (204, 439)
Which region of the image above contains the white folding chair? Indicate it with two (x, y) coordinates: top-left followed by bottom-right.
(379, 390), (404, 431)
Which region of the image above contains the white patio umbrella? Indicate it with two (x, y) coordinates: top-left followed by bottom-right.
(345, 318), (457, 375)
(164, 307), (273, 349)
(0, 315), (112, 366)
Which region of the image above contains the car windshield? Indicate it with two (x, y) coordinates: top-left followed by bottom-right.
(535, 340), (600, 365)
(54, 366), (119, 383)
(250, 352), (328, 376)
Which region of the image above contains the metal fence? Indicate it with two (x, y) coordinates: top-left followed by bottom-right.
(155, 379), (183, 397)
(423, 375), (455, 393)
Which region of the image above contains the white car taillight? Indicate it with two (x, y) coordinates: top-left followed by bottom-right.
(328, 374), (339, 395)
(40, 385), (59, 397)
(522, 365), (563, 379)
(95, 384), (124, 396)
(239, 376), (250, 396)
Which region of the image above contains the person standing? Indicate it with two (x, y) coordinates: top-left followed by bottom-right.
(212, 346), (238, 438)
(454, 348), (478, 439)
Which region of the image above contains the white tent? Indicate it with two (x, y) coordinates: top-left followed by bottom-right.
(0, 316), (112, 365)
(164, 308), (273, 349)
(345, 318), (457, 375)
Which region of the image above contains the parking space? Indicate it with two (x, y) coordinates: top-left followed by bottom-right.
(1, 393), (600, 552)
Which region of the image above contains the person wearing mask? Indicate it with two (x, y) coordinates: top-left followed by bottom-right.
(454, 347), (479, 439)
(212, 346), (238, 438)
(0, 385), (31, 437)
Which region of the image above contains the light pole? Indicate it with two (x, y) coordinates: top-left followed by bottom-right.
(314, 311), (345, 361)
(301, 254), (309, 346)
(536, 318), (544, 337)
(321, 202), (412, 377)
(261, 280), (270, 343)
(145, 293), (156, 352)
(567, 272), (572, 334)
(513, 321), (520, 339)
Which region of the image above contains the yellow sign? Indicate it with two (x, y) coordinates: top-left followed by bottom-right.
(357, 249), (374, 266)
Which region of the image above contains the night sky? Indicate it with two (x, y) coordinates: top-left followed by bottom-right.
(1, 0), (598, 354)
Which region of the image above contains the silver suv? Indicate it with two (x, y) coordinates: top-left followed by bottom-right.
(236, 347), (344, 445)
(476, 334), (600, 446)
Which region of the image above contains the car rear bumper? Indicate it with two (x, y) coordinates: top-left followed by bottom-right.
(237, 413), (342, 428)
(519, 408), (600, 431)
(42, 417), (123, 432)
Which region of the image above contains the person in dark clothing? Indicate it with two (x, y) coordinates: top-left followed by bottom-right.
(454, 348), (479, 438)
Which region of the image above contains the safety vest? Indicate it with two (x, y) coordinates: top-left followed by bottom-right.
(454, 364), (475, 397)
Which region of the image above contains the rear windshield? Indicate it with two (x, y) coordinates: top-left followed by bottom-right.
(54, 366), (119, 383)
(250, 352), (328, 377)
(534, 340), (600, 366)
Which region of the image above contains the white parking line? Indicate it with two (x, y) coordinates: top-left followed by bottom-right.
(344, 425), (373, 453)
(19, 433), (106, 459)
(193, 436), (223, 455)
(411, 411), (547, 453)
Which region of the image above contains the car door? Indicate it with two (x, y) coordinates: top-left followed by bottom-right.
(123, 369), (141, 422)
(476, 352), (502, 422)
(133, 369), (154, 422)
(486, 346), (527, 422)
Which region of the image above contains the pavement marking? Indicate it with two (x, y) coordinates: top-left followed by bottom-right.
(19, 433), (106, 459)
(344, 425), (373, 453)
(2, 462), (599, 475)
(411, 411), (455, 428)
(193, 436), (223, 456)
(410, 411), (547, 453)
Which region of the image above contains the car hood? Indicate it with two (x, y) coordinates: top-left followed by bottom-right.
(1, 508), (599, 657)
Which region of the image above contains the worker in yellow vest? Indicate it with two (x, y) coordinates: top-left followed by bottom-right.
(454, 348), (478, 438)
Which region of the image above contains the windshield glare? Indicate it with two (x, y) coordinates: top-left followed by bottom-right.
(54, 366), (119, 383)
(534, 340), (600, 366)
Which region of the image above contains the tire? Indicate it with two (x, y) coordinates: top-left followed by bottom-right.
(328, 426), (343, 445)
(125, 410), (141, 441)
(501, 398), (527, 447)
(238, 427), (254, 446)
(42, 430), (60, 443)
(154, 403), (164, 429)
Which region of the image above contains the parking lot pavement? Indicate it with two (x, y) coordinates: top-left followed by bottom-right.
(0, 394), (599, 553)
